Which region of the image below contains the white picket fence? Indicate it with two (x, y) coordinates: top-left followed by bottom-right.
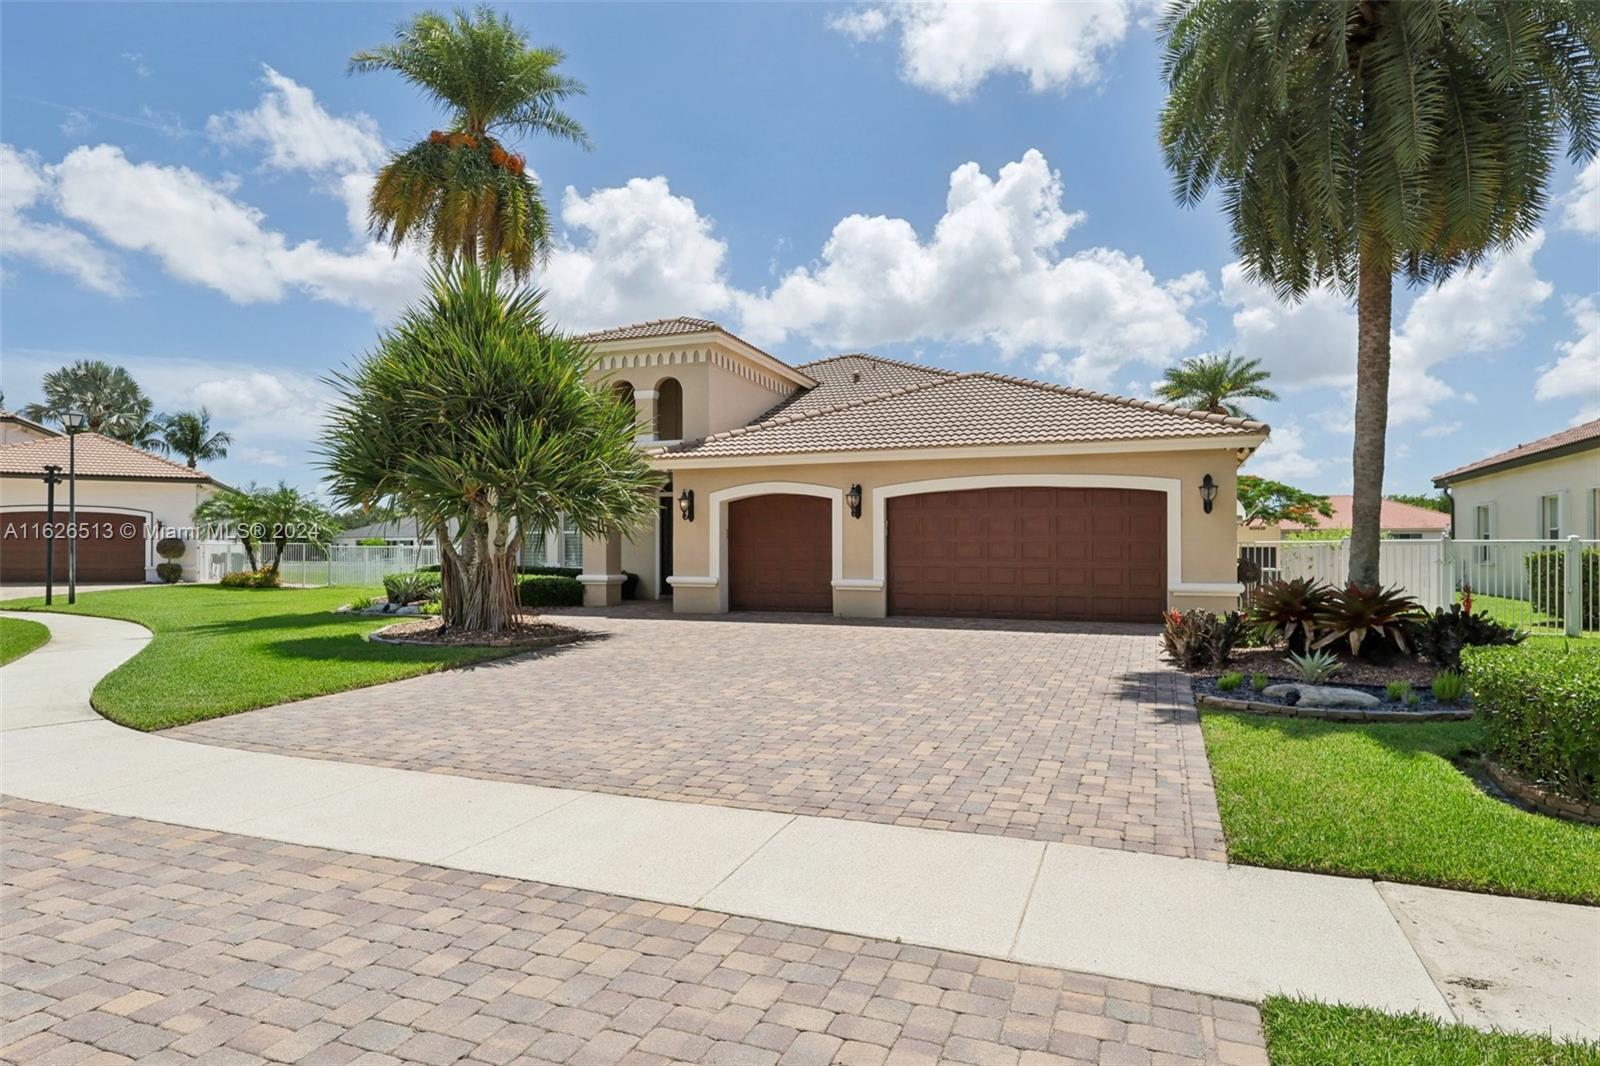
(1242, 536), (1599, 636)
(198, 541), (439, 588)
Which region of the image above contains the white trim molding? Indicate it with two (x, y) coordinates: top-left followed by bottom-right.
(831, 578), (884, 591)
(576, 573), (627, 586)
(706, 481), (845, 613)
(870, 474), (1197, 592)
(1170, 581), (1245, 596)
(665, 575), (717, 588)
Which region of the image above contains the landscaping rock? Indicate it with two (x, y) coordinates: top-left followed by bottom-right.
(1261, 684), (1382, 709)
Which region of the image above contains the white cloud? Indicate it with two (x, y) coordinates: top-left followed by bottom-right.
(1561, 158), (1600, 237)
(1243, 422), (1324, 482)
(830, 1), (1135, 101)
(736, 150), (1204, 387)
(50, 144), (424, 316)
(206, 66), (386, 176)
(1535, 295), (1600, 423)
(0, 144), (124, 295)
(122, 52), (150, 78)
(1221, 233), (1552, 425)
(540, 177), (735, 332)
(59, 110), (92, 138)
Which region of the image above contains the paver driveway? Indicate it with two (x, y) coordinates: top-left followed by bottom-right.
(174, 606), (1224, 860)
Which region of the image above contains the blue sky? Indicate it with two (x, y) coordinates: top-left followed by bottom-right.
(2, 2), (1597, 499)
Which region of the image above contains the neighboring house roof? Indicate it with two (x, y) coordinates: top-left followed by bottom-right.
(656, 363), (1267, 460)
(337, 517), (432, 542)
(0, 411), (62, 438)
(0, 432), (211, 481)
(1279, 495), (1451, 532)
(1433, 418), (1600, 485)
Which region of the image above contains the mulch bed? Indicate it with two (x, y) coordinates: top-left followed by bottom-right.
(1190, 673), (1471, 720)
(1196, 646), (1440, 686)
(369, 615), (590, 650)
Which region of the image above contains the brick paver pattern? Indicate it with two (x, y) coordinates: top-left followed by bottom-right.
(0, 800), (1268, 1066)
(174, 607), (1225, 861)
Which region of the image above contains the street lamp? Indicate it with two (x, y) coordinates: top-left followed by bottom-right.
(63, 411), (87, 603)
(40, 465), (63, 606)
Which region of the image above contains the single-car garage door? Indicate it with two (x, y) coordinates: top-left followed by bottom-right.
(0, 511), (147, 583)
(728, 494), (831, 612)
(888, 487), (1164, 622)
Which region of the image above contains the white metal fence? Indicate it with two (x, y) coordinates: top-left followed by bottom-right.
(1241, 536), (1599, 636)
(198, 541), (439, 588)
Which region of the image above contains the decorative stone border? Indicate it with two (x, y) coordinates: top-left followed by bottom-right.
(1194, 693), (1473, 723)
(1483, 759), (1600, 825)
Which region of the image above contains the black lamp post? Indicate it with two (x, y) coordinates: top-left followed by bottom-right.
(1199, 473), (1218, 514)
(40, 464), (63, 605)
(63, 411), (87, 603)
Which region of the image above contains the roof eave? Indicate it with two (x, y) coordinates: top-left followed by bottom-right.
(650, 432), (1269, 468)
(589, 329), (816, 389)
(1433, 436), (1600, 487)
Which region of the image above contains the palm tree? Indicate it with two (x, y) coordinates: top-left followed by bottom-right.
(161, 408), (233, 468)
(193, 486), (264, 570)
(1160, 2), (1598, 588)
(22, 360), (155, 440)
(253, 483), (339, 575)
(1156, 352), (1277, 419)
(322, 260), (658, 632)
(351, 6), (589, 280)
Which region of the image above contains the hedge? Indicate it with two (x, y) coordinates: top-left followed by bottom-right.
(518, 573), (583, 608)
(218, 567), (281, 589)
(1465, 642), (1600, 806)
(417, 563), (580, 578)
(1523, 545), (1599, 629)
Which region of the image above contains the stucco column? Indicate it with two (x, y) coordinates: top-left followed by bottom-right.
(578, 529), (625, 606)
(633, 389), (659, 443)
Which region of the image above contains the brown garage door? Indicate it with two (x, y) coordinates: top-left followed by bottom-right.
(728, 494), (831, 612)
(888, 487), (1165, 622)
(0, 511), (147, 583)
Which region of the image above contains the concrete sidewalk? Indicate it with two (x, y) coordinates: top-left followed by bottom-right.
(2, 609), (1595, 1041)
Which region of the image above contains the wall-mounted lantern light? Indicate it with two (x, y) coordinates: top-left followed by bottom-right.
(846, 483), (863, 519)
(677, 488), (694, 522)
(1199, 473), (1218, 514)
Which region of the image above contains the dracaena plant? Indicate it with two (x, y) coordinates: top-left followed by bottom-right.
(1314, 583), (1425, 658)
(1246, 577), (1331, 653)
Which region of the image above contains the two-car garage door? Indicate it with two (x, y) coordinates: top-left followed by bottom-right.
(0, 511), (148, 583)
(725, 487), (1166, 622)
(887, 487), (1165, 622)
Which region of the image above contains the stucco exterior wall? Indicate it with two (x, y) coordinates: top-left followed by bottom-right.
(0, 477), (217, 580)
(0, 421), (57, 446)
(663, 447), (1245, 618)
(1446, 450), (1600, 541)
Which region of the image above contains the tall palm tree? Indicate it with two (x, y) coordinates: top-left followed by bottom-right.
(351, 6), (589, 280)
(161, 408), (233, 468)
(1156, 352), (1277, 419)
(21, 360), (155, 440)
(1160, 2), (1598, 587)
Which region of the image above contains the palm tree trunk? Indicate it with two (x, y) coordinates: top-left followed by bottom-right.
(1348, 243), (1392, 589)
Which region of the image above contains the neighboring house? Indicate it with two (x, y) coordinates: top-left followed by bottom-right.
(1434, 418), (1600, 545)
(0, 411), (62, 446)
(0, 432), (218, 583)
(332, 517), (436, 547)
(1240, 495), (1452, 544)
(572, 317), (1268, 621)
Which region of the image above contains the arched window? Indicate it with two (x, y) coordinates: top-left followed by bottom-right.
(655, 377), (683, 440)
(612, 382), (637, 434)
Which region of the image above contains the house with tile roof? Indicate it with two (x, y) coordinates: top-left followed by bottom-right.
(0, 430), (220, 584)
(565, 318), (1268, 622)
(1433, 418), (1600, 548)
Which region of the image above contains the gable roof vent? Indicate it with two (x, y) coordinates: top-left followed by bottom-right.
(851, 371), (862, 383)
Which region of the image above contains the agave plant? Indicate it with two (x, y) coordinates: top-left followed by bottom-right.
(1285, 649), (1342, 685)
(1314, 583), (1425, 657)
(1247, 577), (1331, 652)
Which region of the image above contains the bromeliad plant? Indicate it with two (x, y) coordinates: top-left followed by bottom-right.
(1313, 583), (1424, 658)
(1160, 609), (1246, 670)
(1247, 577), (1330, 653)
(321, 261), (659, 633)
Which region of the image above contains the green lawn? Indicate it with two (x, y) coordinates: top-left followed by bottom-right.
(1200, 711), (1600, 905)
(0, 615), (50, 666)
(1261, 998), (1600, 1065)
(7, 585), (519, 731)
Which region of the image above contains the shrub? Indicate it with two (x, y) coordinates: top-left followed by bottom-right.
(1523, 546), (1600, 629)
(419, 563), (581, 578)
(383, 570), (441, 606)
(357, 537), (389, 546)
(1415, 604), (1526, 671)
(219, 568), (281, 589)
(348, 595), (376, 611)
(1313, 583), (1424, 657)
(154, 562), (183, 584)
(1285, 649), (1341, 684)
(155, 535), (186, 561)
(1248, 578), (1331, 652)
(518, 574), (583, 608)
(1385, 680), (1412, 701)
(1404, 691), (1421, 708)
(1251, 673), (1269, 692)
(1216, 671), (1245, 692)
(1431, 671), (1467, 703)
(1159, 609), (1245, 670)
(419, 600), (441, 616)
(1467, 643), (1600, 805)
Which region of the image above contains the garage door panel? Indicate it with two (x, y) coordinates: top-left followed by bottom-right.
(728, 495), (831, 612)
(0, 511), (146, 583)
(888, 487), (1166, 622)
